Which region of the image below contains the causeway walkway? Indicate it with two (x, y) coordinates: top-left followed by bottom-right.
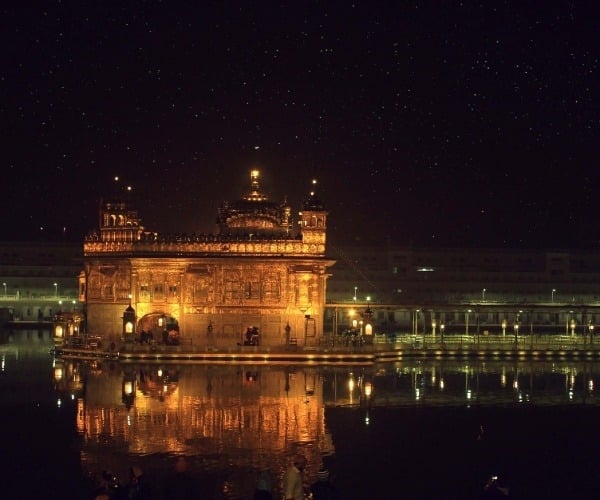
(52, 334), (600, 363)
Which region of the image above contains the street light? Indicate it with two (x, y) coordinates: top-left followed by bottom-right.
(501, 319), (507, 337)
(2, 282), (5, 298)
(514, 322), (519, 345)
(552, 289), (556, 303)
(466, 309), (472, 336)
(440, 323), (445, 344)
(353, 286), (357, 301)
(482, 288), (486, 301)
(53, 282), (58, 297)
(432, 319), (437, 337)
(414, 309), (421, 335)
(570, 318), (576, 336)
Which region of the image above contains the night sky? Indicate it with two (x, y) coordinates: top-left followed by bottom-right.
(1, 2), (597, 249)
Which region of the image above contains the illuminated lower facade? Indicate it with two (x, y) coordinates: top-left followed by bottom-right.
(79, 170), (335, 347)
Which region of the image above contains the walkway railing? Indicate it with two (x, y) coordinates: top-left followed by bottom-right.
(390, 333), (600, 350)
(321, 333), (600, 351)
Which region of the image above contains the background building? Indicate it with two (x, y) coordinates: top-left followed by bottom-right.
(0, 241), (82, 324)
(325, 245), (600, 337)
(3, 215), (600, 341)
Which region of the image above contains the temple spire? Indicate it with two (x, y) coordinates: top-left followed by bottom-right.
(245, 169), (267, 201)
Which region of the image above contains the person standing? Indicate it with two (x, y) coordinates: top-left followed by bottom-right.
(282, 454), (307, 500)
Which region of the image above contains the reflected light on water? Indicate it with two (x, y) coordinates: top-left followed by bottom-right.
(41, 355), (600, 498)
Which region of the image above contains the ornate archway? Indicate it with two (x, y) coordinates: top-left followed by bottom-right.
(137, 312), (180, 345)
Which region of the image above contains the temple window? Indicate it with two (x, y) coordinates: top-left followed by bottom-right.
(244, 281), (260, 299)
(153, 284), (164, 298)
(224, 279), (241, 301)
(263, 280), (280, 300)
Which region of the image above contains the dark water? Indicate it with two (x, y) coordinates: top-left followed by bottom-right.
(1, 331), (600, 499)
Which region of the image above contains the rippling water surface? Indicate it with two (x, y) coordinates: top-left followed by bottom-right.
(1, 330), (599, 499)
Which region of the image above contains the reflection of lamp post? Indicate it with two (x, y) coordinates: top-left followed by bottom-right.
(122, 371), (136, 410)
(53, 282), (58, 297)
(502, 319), (507, 337)
(552, 288), (556, 303)
(348, 373), (355, 404)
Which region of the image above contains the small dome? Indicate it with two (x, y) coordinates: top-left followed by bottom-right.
(216, 169), (292, 236)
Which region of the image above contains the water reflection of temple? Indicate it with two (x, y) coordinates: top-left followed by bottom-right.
(52, 359), (600, 497)
(66, 361), (334, 496)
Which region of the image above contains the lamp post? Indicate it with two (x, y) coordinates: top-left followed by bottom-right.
(590, 323), (594, 346)
(414, 309), (420, 335)
(465, 309), (471, 336)
(552, 289), (556, 303)
(349, 309), (356, 330)
(440, 323), (445, 345)
(514, 322), (519, 346)
(432, 319), (437, 337)
(570, 318), (576, 337)
(53, 282), (58, 297)
(363, 302), (373, 341)
(482, 288), (486, 302)
(2, 282), (5, 298)
(502, 319), (507, 337)
(353, 286), (357, 302)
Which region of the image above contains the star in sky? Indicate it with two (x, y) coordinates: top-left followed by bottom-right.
(1, 2), (598, 248)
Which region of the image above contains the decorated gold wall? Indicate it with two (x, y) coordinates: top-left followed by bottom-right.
(82, 171), (334, 345)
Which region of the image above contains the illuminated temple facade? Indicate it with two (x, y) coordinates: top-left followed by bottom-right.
(80, 170), (335, 347)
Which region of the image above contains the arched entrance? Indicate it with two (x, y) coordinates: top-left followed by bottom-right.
(137, 312), (180, 345)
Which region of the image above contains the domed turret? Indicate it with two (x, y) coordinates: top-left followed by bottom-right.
(97, 199), (144, 242)
(299, 179), (327, 246)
